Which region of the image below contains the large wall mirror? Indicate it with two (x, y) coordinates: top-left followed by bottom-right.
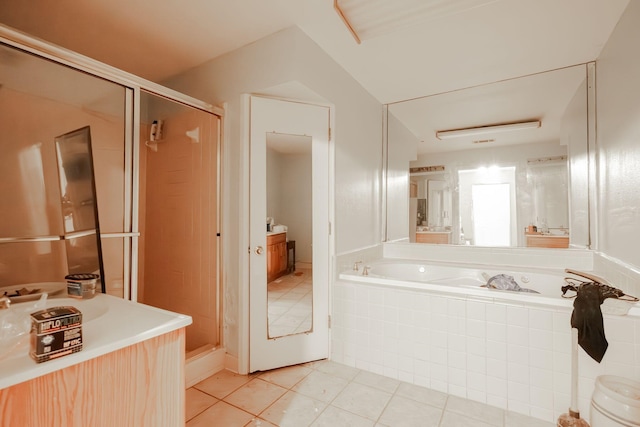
(386, 63), (593, 249)
(55, 126), (105, 289)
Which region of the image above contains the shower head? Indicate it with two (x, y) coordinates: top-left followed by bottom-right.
(186, 127), (200, 143)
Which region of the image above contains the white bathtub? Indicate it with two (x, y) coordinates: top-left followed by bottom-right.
(334, 257), (640, 423)
(339, 259), (638, 313)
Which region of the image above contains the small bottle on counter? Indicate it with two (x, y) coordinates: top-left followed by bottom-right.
(66, 273), (99, 299)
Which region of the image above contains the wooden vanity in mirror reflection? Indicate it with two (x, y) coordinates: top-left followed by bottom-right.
(525, 231), (569, 248)
(267, 231), (288, 282)
(416, 231), (452, 244)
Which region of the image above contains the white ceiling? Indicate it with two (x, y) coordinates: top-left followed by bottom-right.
(0, 0), (630, 155)
(0, 0), (629, 105)
(267, 132), (312, 155)
(391, 64), (588, 154)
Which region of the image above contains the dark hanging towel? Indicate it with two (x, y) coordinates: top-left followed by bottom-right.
(570, 283), (608, 362)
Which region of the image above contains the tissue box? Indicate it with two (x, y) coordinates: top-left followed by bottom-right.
(30, 306), (82, 363)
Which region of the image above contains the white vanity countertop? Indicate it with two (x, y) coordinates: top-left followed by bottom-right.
(0, 293), (192, 389)
(416, 230), (451, 234)
(267, 231), (286, 236)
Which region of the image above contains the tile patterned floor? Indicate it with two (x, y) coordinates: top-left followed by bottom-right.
(267, 267), (312, 337)
(186, 360), (555, 427)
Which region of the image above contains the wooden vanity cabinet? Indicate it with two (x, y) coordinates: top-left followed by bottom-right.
(267, 232), (288, 282)
(0, 329), (185, 427)
(416, 232), (451, 244)
(525, 233), (570, 248)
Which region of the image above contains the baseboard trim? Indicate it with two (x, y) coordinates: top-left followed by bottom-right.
(224, 353), (240, 374)
(185, 346), (225, 388)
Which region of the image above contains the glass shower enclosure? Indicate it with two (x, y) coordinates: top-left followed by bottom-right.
(0, 28), (221, 355)
(137, 91), (221, 353)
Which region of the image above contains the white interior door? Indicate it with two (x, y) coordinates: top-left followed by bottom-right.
(249, 96), (330, 372)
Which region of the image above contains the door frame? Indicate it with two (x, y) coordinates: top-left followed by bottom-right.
(237, 94), (335, 374)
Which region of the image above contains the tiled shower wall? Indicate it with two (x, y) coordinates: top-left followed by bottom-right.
(331, 244), (640, 424)
(138, 107), (219, 352)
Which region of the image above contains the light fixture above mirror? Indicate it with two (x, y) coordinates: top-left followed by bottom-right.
(436, 120), (541, 140)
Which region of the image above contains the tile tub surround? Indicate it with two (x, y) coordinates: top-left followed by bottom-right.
(331, 279), (640, 424)
(186, 361), (554, 426)
(333, 244), (640, 423)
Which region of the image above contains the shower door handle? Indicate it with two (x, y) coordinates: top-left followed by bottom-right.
(255, 246), (264, 255)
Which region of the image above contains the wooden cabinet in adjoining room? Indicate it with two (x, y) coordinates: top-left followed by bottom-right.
(416, 231), (451, 244)
(267, 232), (288, 282)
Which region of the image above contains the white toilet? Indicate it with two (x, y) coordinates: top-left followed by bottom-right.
(590, 375), (640, 426)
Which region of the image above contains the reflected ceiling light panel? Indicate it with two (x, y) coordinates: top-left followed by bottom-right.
(435, 120), (541, 140)
(334, 0), (498, 44)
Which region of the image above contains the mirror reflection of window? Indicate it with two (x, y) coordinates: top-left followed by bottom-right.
(459, 166), (516, 247)
(265, 133), (313, 339)
(471, 183), (511, 246)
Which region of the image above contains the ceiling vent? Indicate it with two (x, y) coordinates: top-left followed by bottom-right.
(334, 0), (499, 43)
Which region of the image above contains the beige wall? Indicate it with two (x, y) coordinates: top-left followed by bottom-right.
(595, 0), (640, 269)
(164, 27), (383, 360)
(267, 148), (313, 264)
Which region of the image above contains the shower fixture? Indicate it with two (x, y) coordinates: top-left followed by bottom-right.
(186, 127), (200, 143)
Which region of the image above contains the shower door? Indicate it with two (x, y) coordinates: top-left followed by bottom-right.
(137, 91), (220, 353)
(0, 41), (127, 294)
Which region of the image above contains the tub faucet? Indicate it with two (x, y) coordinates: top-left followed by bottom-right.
(362, 265), (370, 276)
(353, 261), (362, 271)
